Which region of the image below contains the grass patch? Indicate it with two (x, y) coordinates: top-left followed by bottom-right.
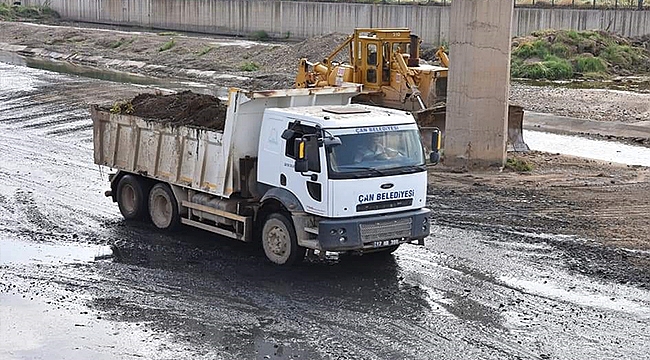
(512, 29), (649, 80)
(158, 38), (175, 52)
(512, 55), (573, 80)
(505, 158), (533, 173)
(198, 46), (214, 56)
(158, 32), (179, 37)
(575, 55), (607, 73)
(240, 62), (260, 71)
(110, 38), (127, 49)
(0, 3), (59, 21)
(250, 30), (269, 41)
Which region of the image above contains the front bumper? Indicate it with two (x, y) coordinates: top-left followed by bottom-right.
(317, 208), (431, 252)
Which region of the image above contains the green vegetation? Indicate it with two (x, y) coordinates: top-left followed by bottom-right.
(240, 62), (260, 72)
(505, 158), (533, 173)
(250, 30), (269, 41)
(158, 38), (176, 52)
(0, 3), (59, 21)
(198, 46), (214, 56)
(110, 101), (134, 114)
(111, 37), (137, 49)
(158, 32), (179, 37)
(511, 30), (649, 80)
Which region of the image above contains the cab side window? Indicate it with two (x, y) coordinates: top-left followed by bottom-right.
(284, 122), (321, 173)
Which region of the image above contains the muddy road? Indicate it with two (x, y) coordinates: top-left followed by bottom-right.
(1, 62), (650, 360)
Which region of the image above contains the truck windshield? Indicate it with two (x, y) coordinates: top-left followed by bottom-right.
(326, 129), (425, 179)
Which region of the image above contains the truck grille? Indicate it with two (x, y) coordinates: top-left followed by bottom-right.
(359, 218), (412, 243)
(356, 199), (413, 212)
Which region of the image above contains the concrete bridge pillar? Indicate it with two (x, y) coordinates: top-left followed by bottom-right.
(444, 0), (515, 169)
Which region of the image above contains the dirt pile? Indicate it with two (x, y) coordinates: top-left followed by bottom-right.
(113, 91), (227, 130)
(511, 29), (650, 80)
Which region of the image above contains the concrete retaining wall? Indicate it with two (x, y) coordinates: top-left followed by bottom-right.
(8, 0), (650, 43)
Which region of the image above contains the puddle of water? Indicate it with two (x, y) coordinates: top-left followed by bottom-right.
(0, 61), (45, 92)
(0, 51), (230, 98)
(0, 238), (113, 265)
(524, 130), (650, 166)
(500, 275), (650, 317)
(0, 292), (194, 360)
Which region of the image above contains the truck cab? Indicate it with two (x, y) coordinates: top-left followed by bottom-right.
(257, 104), (431, 263)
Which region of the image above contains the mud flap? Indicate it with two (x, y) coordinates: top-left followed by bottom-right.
(414, 104), (529, 152)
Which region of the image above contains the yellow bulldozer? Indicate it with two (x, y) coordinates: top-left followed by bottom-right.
(295, 28), (528, 152)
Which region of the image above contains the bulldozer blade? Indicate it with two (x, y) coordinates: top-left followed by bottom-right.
(506, 105), (529, 152)
(413, 104), (529, 152)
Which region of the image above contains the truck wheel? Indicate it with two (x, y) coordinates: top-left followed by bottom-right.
(116, 174), (147, 221)
(261, 213), (305, 265)
(148, 183), (180, 231)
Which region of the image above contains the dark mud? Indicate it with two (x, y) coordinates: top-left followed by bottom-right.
(114, 90), (227, 130)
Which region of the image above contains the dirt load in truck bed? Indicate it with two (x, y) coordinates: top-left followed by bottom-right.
(113, 91), (228, 130)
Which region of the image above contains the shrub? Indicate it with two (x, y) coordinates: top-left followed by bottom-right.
(198, 46), (213, 56)
(576, 55), (607, 73)
(158, 38), (175, 52)
(513, 40), (550, 60)
(250, 30), (269, 41)
(505, 158), (533, 172)
(550, 43), (571, 58)
(110, 38), (126, 49)
(240, 62), (260, 71)
(0, 4), (13, 20)
(512, 56), (573, 80)
(542, 55), (574, 79)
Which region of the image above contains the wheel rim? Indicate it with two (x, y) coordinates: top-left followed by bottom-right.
(150, 189), (172, 228)
(121, 184), (136, 214)
(263, 220), (291, 264)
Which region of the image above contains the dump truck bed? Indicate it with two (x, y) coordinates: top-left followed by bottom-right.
(91, 86), (363, 198)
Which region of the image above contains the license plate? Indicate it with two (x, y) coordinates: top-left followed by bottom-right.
(372, 239), (400, 248)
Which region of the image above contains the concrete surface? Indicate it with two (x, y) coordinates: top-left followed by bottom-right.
(5, 0), (650, 44)
(444, 0), (514, 168)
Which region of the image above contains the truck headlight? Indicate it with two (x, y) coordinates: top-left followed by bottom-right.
(338, 228), (346, 235)
(339, 236), (347, 243)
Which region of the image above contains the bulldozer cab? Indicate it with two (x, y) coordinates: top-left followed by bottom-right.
(351, 29), (415, 90)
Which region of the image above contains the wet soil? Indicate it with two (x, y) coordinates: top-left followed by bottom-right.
(429, 151), (650, 287)
(120, 91), (227, 129)
(1, 22), (650, 360)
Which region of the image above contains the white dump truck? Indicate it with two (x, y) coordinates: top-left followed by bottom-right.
(92, 86), (438, 265)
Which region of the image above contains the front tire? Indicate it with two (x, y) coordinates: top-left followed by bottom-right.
(148, 183), (180, 231)
(261, 213), (305, 265)
(116, 174), (147, 221)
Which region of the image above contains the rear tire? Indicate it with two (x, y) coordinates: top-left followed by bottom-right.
(261, 213), (305, 265)
(116, 174), (147, 221)
(148, 183), (180, 231)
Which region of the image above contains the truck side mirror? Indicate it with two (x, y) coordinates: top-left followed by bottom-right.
(429, 128), (441, 165)
(323, 136), (342, 147)
(294, 138), (309, 173)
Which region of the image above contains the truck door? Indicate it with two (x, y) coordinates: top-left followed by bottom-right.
(362, 41), (380, 89)
(283, 122), (328, 216)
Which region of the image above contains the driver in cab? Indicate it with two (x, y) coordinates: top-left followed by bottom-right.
(354, 132), (400, 163)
